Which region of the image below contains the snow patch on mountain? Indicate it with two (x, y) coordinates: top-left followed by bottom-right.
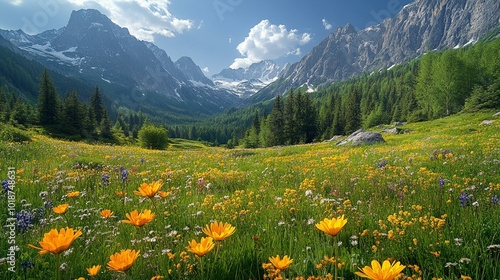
(20, 43), (81, 66)
(212, 60), (288, 98)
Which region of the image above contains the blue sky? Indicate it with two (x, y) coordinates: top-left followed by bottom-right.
(0, 0), (413, 75)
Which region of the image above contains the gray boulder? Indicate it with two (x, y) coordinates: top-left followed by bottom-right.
(336, 129), (385, 146)
(381, 127), (401, 134)
(493, 112), (500, 117)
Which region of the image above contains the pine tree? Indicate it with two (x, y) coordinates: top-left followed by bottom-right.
(332, 95), (344, 135)
(284, 90), (297, 144)
(100, 109), (112, 139)
(252, 111), (260, 135)
(345, 90), (361, 135)
(90, 86), (105, 124)
(10, 100), (29, 126)
(267, 95), (285, 146)
(37, 69), (60, 126)
(302, 93), (318, 143)
(83, 104), (97, 137)
(62, 91), (84, 136)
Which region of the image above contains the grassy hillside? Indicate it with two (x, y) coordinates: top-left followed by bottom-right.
(1, 111), (499, 279)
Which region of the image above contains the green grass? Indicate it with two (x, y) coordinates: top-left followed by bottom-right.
(0, 111), (499, 280)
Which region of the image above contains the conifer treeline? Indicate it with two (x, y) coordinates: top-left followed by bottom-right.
(1, 36), (498, 147)
(239, 37), (499, 148)
(0, 69), (113, 140)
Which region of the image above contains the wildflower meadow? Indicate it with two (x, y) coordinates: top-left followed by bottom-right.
(1, 112), (499, 280)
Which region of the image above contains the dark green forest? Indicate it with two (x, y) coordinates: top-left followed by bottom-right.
(0, 34), (499, 148)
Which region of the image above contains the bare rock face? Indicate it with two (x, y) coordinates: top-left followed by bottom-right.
(336, 129), (386, 146)
(256, 0), (500, 98)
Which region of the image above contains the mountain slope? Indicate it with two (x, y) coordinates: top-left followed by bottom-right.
(0, 9), (239, 119)
(254, 0), (500, 100)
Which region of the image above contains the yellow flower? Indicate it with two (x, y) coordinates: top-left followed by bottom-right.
(122, 210), (155, 227)
(151, 276), (165, 280)
(430, 251), (440, 257)
(28, 227), (82, 255)
(87, 265), (101, 276)
(67, 191), (80, 198)
(133, 181), (163, 198)
(100, 209), (114, 218)
(461, 276), (472, 280)
(53, 204), (69, 214)
(115, 191), (127, 197)
(355, 260), (406, 280)
(107, 249), (140, 272)
(186, 237), (215, 257)
(269, 255), (293, 270)
(315, 215), (348, 236)
(202, 221), (236, 241)
(158, 191), (170, 198)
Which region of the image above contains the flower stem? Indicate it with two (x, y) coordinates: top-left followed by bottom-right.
(334, 235), (338, 280)
(55, 254), (61, 280)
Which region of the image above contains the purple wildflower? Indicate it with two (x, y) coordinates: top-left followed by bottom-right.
(491, 195), (500, 204)
(16, 209), (36, 232)
(439, 178), (445, 188)
(378, 159), (388, 168)
(459, 193), (473, 207)
(121, 169), (129, 183)
(101, 173), (110, 186)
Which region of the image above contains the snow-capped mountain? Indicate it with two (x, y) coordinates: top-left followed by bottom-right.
(212, 60), (288, 98)
(175, 56), (214, 87)
(0, 9), (238, 116)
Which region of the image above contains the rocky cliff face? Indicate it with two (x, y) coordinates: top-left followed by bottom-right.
(258, 0), (500, 98)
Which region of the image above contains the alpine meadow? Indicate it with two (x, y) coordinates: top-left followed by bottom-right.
(1, 0), (500, 279)
(1, 111), (499, 279)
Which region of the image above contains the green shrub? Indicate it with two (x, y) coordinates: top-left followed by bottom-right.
(463, 82), (500, 112)
(138, 125), (169, 150)
(0, 123), (31, 142)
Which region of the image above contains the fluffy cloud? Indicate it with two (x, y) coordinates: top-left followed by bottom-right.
(230, 19), (311, 69)
(66, 0), (194, 41)
(8, 0), (24, 5)
(322, 18), (332, 30)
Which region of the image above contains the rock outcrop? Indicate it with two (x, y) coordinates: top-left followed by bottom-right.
(336, 129), (386, 146)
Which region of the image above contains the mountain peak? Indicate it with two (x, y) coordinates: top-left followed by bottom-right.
(175, 56), (214, 86)
(340, 23), (357, 34)
(68, 9), (110, 28)
(254, 0), (500, 100)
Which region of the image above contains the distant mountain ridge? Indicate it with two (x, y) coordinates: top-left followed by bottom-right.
(212, 60), (289, 98)
(0, 9), (238, 118)
(255, 0), (500, 100)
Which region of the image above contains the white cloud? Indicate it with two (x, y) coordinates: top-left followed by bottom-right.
(202, 67), (209, 73)
(8, 0), (24, 5)
(230, 19), (311, 69)
(66, 0), (194, 41)
(322, 18), (332, 30)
